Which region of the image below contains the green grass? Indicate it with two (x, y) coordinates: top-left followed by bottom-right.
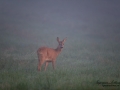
(0, 39), (120, 90)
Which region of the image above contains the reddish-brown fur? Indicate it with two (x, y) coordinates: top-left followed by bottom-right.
(37, 37), (66, 71)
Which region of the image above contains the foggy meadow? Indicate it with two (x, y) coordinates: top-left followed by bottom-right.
(0, 0), (120, 90)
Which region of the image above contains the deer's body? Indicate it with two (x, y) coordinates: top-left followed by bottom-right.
(37, 47), (61, 62)
(37, 37), (66, 71)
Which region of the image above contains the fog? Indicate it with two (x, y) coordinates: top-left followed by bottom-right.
(0, 0), (120, 47)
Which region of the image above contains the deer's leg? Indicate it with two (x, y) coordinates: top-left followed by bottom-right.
(37, 54), (44, 71)
(38, 60), (44, 71)
(44, 62), (48, 71)
(52, 61), (55, 70)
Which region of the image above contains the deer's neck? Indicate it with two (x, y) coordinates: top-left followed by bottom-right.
(55, 47), (62, 55)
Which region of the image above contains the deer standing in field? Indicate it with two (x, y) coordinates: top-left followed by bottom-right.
(37, 37), (66, 71)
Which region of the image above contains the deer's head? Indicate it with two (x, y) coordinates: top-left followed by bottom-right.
(57, 37), (67, 49)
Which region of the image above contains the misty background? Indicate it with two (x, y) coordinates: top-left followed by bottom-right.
(0, 0), (120, 49)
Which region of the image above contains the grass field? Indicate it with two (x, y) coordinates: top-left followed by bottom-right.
(0, 34), (120, 90)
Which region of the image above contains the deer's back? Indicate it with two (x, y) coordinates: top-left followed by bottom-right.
(37, 47), (57, 60)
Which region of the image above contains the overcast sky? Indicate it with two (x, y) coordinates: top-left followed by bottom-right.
(0, 0), (120, 43)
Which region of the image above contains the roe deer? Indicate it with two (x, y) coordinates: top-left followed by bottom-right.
(37, 37), (66, 71)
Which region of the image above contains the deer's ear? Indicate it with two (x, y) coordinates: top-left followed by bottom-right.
(63, 37), (67, 42)
(57, 37), (60, 42)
